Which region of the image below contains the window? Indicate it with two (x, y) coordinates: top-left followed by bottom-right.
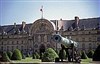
(41, 35), (44, 42)
(21, 46), (23, 51)
(7, 46), (9, 51)
(97, 37), (100, 41)
(82, 32), (84, 34)
(89, 38), (91, 41)
(2, 42), (3, 45)
(34, 44), (38, 48)
(70, 33), (72, 35)
(82, 43), (85, 50)
(17, 41), (18, 44)
(22, 41), (23, 44)
(89, 43), (92, 50)
(12, 41), (14, 45)
(82, 38), (85, 41)
(12, 46), (14, 51)
(16, 46), (18, 49)
(1, 46), (3, 51)
(47, 35), (50, 42)
(76, 38), (79, 41)
(7, 41), (9, 45)
(47, 44), (50, 48)
(89, 32), (91, 34)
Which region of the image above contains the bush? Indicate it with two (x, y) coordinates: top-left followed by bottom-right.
(26, 53), (31, 57)
(55, 57), (60, 62)
(42, 48), (59, 62)
(81, 51), (88, 59)
(32, 53), (36, 59)
(11, 49), (22, 60)
(93, 45), (100, 61)
(35, 52), (40, 59)
(7, 51), (12, 59)
(32, 52), (40, 59)
(59, 49), (66, 61)
(2, 52), (10, 62)
(21, 52), (26, 59)
(87, 50), (94, 58)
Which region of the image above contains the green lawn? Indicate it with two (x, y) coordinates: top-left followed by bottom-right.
(81, 58), (92, 64)
(12, 57), (41, 63)
(11, 57), (92, 64)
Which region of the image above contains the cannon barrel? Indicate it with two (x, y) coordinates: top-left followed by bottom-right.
(52, 34), (78, 47)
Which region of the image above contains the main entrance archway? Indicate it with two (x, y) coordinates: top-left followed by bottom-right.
(29, 18), (55, 54)
(39, 44), (45, 59)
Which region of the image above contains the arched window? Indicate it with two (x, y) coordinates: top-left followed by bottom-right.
(34, 44), (38, 48)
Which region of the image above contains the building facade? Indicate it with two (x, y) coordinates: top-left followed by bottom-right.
(0, 16), (100, 53)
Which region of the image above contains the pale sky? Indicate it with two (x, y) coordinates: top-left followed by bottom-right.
(0, 0), (100, 25)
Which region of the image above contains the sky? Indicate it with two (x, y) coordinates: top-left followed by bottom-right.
(0, 0), (100, 26)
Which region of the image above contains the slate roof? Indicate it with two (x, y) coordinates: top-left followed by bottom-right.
(0, 17), (100, 35)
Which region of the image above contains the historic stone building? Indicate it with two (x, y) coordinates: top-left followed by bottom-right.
(0, 16), (100, 53)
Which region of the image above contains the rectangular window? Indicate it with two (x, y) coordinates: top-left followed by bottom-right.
(22, 41), (23, 44)
(2, 42), (3, 45)
(7, 46), (9, 51)
(17, 41), (18, 44)
(97, 37), (100, 41)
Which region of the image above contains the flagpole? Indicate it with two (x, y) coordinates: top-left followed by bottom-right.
(42, 9), (43, 19)
(40, 6), (43, 19)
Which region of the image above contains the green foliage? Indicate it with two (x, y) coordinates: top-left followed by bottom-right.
(7, 51), (12, 59)
(21, 52), (26, 59)
(26, 53), (31, 57)
(42, 48), (59, 62)
(32, 52), (40, 59)
(32, 53), (36, 59)
(93, 45), (100, 61)
(35, 52), (40, 59)
(59, 49), (66, 61)
(11, 49), (22, 60)
(81, 51), (88, 59)
(2, 52), (10, 62)
(87, 50), (94, 58)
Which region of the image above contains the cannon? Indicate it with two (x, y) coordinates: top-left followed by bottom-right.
(52, 34), (79, 62)
(52, 34), (78, 47)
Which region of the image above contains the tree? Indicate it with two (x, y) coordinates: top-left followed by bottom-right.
(11, 49), (22, 60)
(2, 52), (10, 62)
(21, 52), (26, 59)
(59, 49), (66, 61)
(87, 50), (94, 58)
(81, 51), (88, 59)
(32, 52), (40, 59)
(42, 48), (59, 62)
(93, 45), (100, 61)
(7, 51), (12, 59)
(32, 53), (36, 59)
(35, 52), (40, 59)
(26, 53), (30, 57)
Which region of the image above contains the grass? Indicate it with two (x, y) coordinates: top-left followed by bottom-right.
(12, 57), (41, 63)
(81, 58), (92, 64)
(10, 57), (92, 64)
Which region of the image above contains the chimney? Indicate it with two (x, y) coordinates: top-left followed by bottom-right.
(22, 21), (26, 29)
(75, 16), (79, 25)
(14, 23), (16, 28)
